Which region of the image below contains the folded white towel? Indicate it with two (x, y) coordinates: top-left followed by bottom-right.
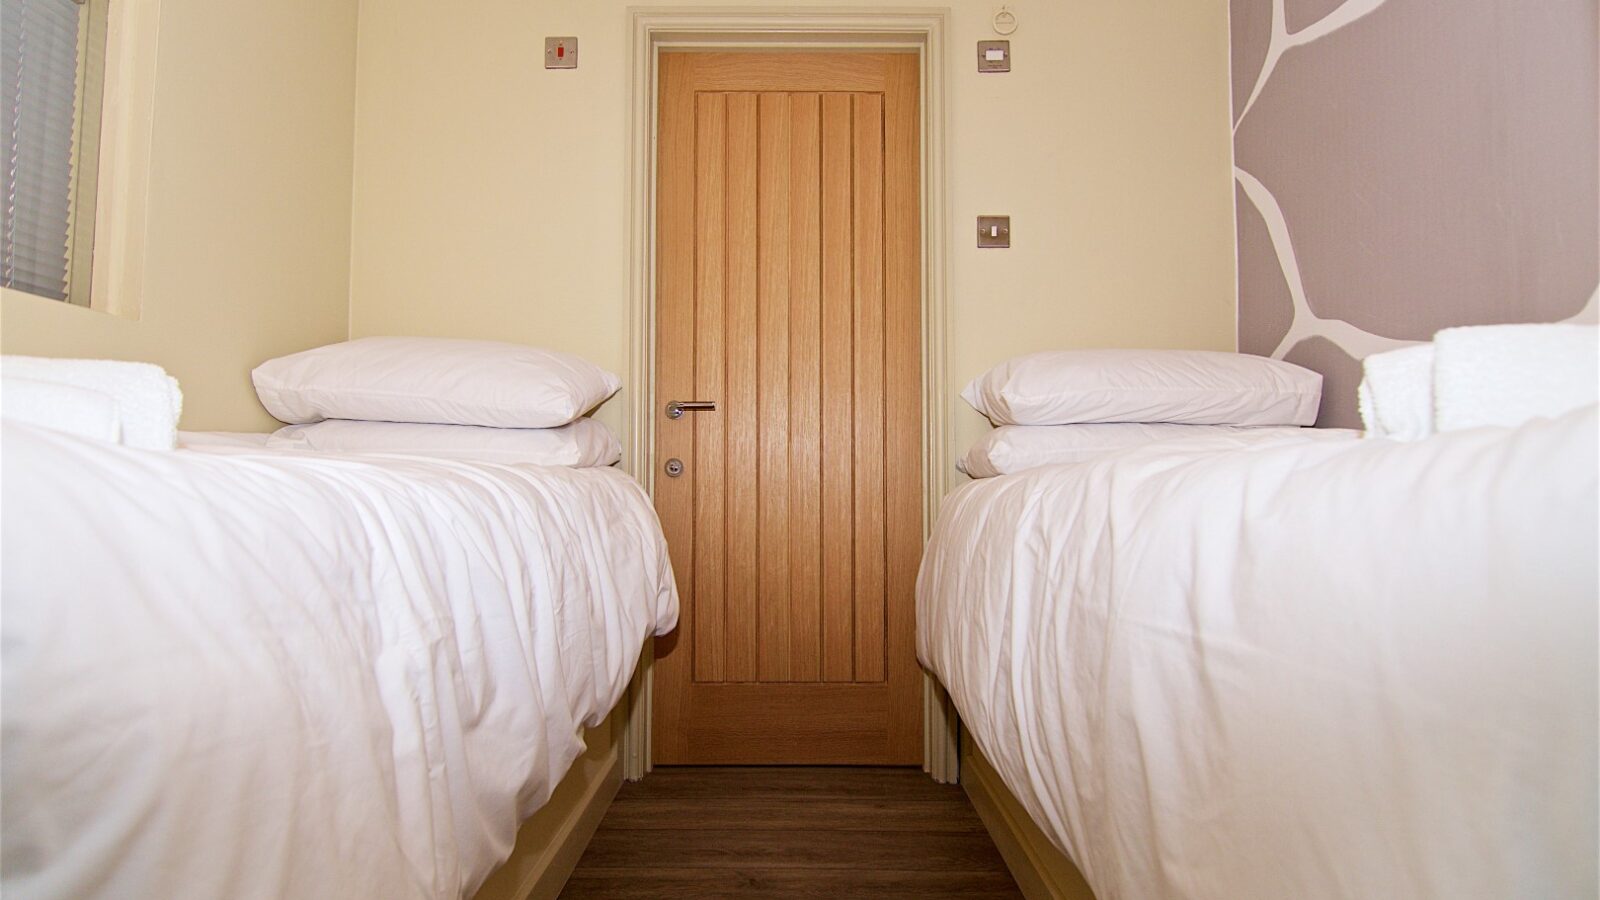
(0, 356), (183, 450)
(1, 377), (123, 444)
(1357, 343), (1436, 441)
(1433, 324), (1598, 432)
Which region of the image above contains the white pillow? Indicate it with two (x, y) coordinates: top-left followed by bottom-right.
(264, 417), (621, 467)
(958, 422), (1296, 477)
(252, 337), (621, 428)
(961, 350), (1321, 426)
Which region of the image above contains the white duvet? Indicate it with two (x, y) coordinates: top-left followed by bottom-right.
(919, 408), (1598, 899)
(1, 423), (678, 900)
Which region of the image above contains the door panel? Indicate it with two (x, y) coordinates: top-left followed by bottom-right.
(654, 52), (921, 764)
(756, 91), (792, 683)
(851, 90), (886, 685)
(723, 90), (759, 685)
(819, 89), (855, 685)
(785, 91), (823, 685)
(689, 90), (726, 685)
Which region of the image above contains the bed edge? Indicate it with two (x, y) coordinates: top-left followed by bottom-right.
(471, 709), (624, 900)
(961, 730), (1098, 900)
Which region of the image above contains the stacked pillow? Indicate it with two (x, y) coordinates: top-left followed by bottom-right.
(251, 337), (623, 467)
(960, 349), (1322, 477)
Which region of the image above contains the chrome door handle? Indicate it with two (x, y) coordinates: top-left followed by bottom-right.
(665, 400), (717, 419)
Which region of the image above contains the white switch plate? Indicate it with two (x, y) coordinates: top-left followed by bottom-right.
(545, 37), (578, 69)
(977, 40), (1010, 73)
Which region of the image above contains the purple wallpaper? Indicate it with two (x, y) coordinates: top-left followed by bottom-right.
(1231, 0), (1599, 427)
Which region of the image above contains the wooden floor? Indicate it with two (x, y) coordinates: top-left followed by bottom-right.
(559, 766), (1024, 899)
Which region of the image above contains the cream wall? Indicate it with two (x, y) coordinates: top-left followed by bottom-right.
(348, 0), (1238, 464)
(0, 0), (361, 432)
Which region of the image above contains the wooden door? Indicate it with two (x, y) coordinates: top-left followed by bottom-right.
(653, 52), (922, 765)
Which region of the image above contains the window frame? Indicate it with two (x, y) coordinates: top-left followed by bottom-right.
(64, 0), (113, 307)
(1, 0), (159, 320)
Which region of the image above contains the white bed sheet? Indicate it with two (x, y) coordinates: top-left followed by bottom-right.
(919, 409), (1598, 899)
(1, 423), (678, 900)
(177, 428), (273, 449)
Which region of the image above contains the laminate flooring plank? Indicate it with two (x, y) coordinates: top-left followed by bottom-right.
(559, 766), (1023, 898)
(561, 867), (1024, 899)
(597, 797), (985, 833)
(578, 828), (1007, 872)
(615, 766), (955, 802)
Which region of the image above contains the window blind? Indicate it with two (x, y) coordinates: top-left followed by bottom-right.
(3, 0), (84, 301)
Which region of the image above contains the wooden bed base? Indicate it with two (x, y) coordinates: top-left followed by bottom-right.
(960, 731), (1099, 900)
(471, 707), (623, 900)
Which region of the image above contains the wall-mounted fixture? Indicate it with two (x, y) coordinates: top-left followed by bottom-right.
(977, 40), (1010, 73)
(545, 37), (578, 69)
(992, 6), (1017, 36)
(977, 216), (1011, 248)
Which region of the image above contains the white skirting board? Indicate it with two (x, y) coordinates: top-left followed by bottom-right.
(471, 710), (623, 900)
(961, 731), (1098, 900)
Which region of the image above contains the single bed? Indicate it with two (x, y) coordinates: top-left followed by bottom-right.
(918, 408), (1598, 899)
(1, 422), (678, 900)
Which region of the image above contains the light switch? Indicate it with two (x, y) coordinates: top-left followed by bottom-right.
(977, 40), (1010, 73)
(545, 37), (578, 69)
(977, 215), (1010, 248)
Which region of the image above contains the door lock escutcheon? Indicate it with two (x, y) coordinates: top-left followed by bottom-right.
(664, 458), (685, 478)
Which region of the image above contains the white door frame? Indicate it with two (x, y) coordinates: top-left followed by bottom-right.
(620, 6), (958, 782)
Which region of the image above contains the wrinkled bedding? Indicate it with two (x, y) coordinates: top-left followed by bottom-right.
(919, 409), (1598, 899)
(2, 423), (678, 900)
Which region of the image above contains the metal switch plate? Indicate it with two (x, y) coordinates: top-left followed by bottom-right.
(977, 40), (1010, 73)
(544, 37), (578, 69)
(977, 215), (1011, 248)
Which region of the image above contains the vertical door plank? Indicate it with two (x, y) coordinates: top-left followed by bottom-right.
(818, 92), (856, 683)
(692, 92), (727, 684)
(883, 55), (924, 756)
(756, 93), (792, 683)
(786, 93), (823, 684)
(850, 93), (887, 683)
(723, 93), (760, 683)
(652, 54), (698, 756)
